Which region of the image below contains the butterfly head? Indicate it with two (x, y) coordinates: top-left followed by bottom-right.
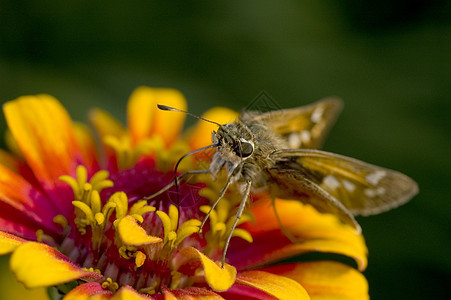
(213, 123), (254, 160)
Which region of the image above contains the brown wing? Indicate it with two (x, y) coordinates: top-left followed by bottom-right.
(268, 166), (361, 232)
(270, 149), (419, 217)
(242, 97), (343, 149)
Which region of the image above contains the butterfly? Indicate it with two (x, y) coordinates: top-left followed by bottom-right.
(156, 98), (419, 265)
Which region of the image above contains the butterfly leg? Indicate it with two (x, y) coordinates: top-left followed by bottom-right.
(199, 176), (233, 231)
(221, 180), (252, 267)
(271, 196), (303, 243)
(142, 169), (210, 201)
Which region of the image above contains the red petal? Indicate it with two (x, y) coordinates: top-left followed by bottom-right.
(63, 282), (112, 300)
(166, 287), (225, 299)
(0, 164), (61, 231)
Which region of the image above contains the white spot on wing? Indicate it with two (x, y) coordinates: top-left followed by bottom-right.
(366, 170), (387, 185)
(323, 175), (341, 190)
(364, 188), (376, 198)
(300, 130), (311, 145)
(288, 132), (301, 148)
(364, 187), (386, 198)
(342, 180), (356, 192)
(311, 107), (324, 123)
(376, 187), (386, 194)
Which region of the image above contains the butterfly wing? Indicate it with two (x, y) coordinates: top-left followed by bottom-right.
(243, 97), (343, 149)
(268, 166), (361, 232)
(269, 149), (418, 217)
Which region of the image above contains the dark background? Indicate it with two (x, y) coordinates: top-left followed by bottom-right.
(0, 1), (450, 299)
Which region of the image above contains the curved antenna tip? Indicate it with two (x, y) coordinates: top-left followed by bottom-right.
(157, 104), (175, 111)
(157, 104), (224, 127)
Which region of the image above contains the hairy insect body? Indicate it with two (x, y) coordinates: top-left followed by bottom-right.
(210, 119), (285, 190)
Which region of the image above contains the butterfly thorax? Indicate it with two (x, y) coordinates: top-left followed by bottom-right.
(210, 116), (288, 187)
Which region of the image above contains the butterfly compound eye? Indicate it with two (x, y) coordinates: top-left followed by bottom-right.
(239, 141), (254, 158)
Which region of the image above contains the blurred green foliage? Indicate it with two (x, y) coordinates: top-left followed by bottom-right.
(0, 1), (450, 299)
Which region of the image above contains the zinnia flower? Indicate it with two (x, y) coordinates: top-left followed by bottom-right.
(0, 87), (369, 299)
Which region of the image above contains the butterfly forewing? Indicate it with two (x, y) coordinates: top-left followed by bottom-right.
(243, 97), (343, 149)
(271, 149), (419, 216)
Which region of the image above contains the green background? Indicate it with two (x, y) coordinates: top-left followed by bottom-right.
(0, 1), (450, 299)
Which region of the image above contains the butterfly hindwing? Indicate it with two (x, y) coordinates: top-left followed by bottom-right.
(270, 149), (418, 217)
(268, 166), (361, 231)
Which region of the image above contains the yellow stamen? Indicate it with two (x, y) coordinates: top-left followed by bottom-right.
(118, 245), (137, 259)
(76, 165), (88, 191)
(139, 282), (158, 295)
(110, 192), (129, 227)
(170, 271), (183, 290)
(168, 205), (179, 231)
(35, 229), (55, 243)
(72, 201), (95, 224)
(90, 190), (102, 215)
(82, 267), (101, 274)
(156, 211), (173, 245)
(232, 228), (253, 243)
(155, 205), (201, 253)
(102, 278), (119, 292)
(60, 166), (113, 204)
(135, 250), (146, 268)
(174, 219), (202, 247)
(53, 215), (68, 230)
(129, 200), (156, 217)
(199, 196), (254, 255)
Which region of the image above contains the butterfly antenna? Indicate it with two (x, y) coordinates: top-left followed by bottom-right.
(157, 104), (224, 127)
(173, 144), (218, 205)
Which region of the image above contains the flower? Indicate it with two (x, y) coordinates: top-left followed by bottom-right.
(0, 87), (369, 299)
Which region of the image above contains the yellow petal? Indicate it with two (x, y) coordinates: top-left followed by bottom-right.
(0, 231), (25, 255)
(177, 247), (236, 292)
(127, 87), (187, 146)
(263, 261), (369, 300)
(0, 262), (48, 300)
(112, 286), (152, 300)
(0, 148), (22, 173)
(117, 215), (162, 246)
(127, 86), (158, 145)
(89, 108), (127, 140)
(235, 270), (310, 300)
(186, 107), (238, 150)
(161, 287), (178, 300)
(149, 89), (187, 147)
(73, 122), (99, 171)
(3, 95), (80, 184)
(243, 198), (368, 271)
(10, 242), (102, 288)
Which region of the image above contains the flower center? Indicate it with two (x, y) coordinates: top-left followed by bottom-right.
(51, 138), (253, 295)
(56, 162), (207, 293)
